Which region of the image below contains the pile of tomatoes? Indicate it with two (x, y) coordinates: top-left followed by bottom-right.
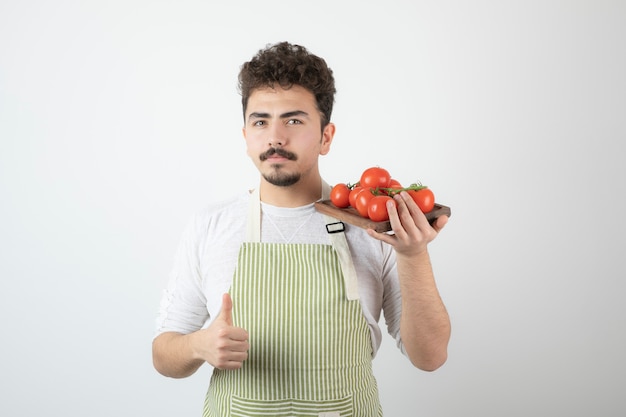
(330, 166), (436, 222)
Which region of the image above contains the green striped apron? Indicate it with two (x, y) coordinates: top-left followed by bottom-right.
(202, 187), (382, 417)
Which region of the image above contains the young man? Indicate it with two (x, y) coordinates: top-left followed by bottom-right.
(153, 41), (451, 416)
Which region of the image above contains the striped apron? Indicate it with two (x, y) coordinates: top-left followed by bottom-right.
(202, 188), (382, 417)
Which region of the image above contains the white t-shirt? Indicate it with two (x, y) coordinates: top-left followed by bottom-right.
(155, 190), (406, 357)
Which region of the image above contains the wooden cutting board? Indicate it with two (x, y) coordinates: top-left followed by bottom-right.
(314, 199), (452, 233)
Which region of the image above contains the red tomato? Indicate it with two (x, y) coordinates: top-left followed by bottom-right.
(388, 178), (403, 188)
(360, 167), (392, 189)
(348, 185), (364, 208)
(408, 188), (435, 213)
(330, 183), (351, 208)
(355, 188), (375, 217)
(368, 195), (394, 222)
(383, 178), (403, 196)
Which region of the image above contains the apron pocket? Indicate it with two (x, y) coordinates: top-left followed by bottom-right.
(231, 394), (353, 417)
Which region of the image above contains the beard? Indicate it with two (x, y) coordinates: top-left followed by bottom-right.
(262, 169), (301, 187)
(259, 147), (300, 187)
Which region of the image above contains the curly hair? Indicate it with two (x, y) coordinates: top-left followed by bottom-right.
(238, 42), (336, 128)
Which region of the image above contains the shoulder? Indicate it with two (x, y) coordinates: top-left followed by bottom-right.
(197, 191), (249, 220)
(185, 191), (250, 238)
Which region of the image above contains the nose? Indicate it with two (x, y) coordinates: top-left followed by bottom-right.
(268, 135), (284, 147)
(269, 137), (283, 147)
(267, 124), (285, 147)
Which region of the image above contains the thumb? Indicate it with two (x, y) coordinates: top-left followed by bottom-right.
(218, 293), (233, 326)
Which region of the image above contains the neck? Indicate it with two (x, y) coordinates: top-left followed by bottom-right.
(259, 176), (323, 207)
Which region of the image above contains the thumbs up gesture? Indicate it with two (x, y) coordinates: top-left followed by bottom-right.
(217, 292), (235, 326)
(199, 293), (249, 370)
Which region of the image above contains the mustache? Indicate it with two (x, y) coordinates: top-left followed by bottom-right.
(259, 147), (297, 161)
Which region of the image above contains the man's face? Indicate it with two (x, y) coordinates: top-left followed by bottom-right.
(243, 85), (333, 187)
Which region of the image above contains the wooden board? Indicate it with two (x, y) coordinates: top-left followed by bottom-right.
(315, 200), (452, 233)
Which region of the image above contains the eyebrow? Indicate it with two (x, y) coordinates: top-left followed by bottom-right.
(247, 110), (310, 122)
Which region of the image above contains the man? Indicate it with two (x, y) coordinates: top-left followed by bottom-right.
(153, 41), (450, 416)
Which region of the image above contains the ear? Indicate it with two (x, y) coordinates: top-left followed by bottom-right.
(320, 122), (335, 156)
(242, 127), (253, 159)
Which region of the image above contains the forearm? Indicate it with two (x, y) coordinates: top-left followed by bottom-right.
(152, 331), (205, 378)
(398, 250), (451, 371)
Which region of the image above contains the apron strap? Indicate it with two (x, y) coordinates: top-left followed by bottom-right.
(245, 182), (360, 300)
(321, 181), (359, 301)
(246, 188), (261, 243)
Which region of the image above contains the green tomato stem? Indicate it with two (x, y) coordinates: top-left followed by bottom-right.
(377, 183), (428, 196)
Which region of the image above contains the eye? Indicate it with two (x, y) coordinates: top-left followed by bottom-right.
(253, 120), (266, 127)
(286, 119), (302, 125)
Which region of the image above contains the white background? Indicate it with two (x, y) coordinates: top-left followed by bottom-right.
(1, 1), (625, 416)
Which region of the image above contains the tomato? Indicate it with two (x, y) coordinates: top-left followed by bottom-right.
(368, 195), (395, 222)
(408, 188), (435, 213)
(388, 178), (403, 188)
(360, 167), (392, 189)
(354, 188), (375, 217)
(381, 178), (403, 196)
(348, 185), (364, 208)
(330, 183), (351, 208)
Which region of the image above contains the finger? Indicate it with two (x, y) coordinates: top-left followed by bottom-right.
(213, 346), (249, 370)
(228, 327), (250, 342)
(219, 356), (248, 370)
(385, 197), (406, 237)
(218, 293), (233, 326)
(432, 215), (449, 233)
(391, 192), (418, 233)
(399, 191), (433, 230)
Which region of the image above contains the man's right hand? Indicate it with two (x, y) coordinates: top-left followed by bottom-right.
(192, 293), (249, 370)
